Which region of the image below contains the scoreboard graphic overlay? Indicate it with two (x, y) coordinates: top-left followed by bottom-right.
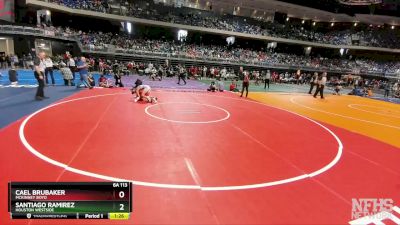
(8, 182), (132, 220)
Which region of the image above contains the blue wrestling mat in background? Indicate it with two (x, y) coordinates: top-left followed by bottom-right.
(0, 69), (110, 86)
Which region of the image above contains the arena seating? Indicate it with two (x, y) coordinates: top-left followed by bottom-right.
(79, 30), (400, 74)
(47, 0), (400, 49)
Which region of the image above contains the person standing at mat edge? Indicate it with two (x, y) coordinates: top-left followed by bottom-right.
(264, 70), (271, 89)
(308, 72), (318, 94)
(76, 57), (93, 89)
(384, 82), (391, 98)
(177, 64), (187, 85)
(240, 70), (250, 97)
(33, 51), (48, 101)
(44, 56), (54, 86)
(313, 72), (327, 99)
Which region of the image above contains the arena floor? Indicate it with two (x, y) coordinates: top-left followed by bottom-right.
(0, 76), (399, 224)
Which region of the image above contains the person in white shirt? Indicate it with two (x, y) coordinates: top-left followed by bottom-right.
(11, 55), (18, 67)
(67, 56), (76, 85)
(177, 65), (186, 85)
(44, 57), (54, 85)
(264, 70), (271, 89)
(216, 78), (224, 92)
(313, 72), (327, 99)
(33, 52), (48, 100)
(308, 72), (318, 94)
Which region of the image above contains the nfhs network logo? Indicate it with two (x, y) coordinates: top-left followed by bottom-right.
(349, 198), (400, 224)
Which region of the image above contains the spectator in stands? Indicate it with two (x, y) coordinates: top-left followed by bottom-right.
(75, 30), (400, 74)
(46, 0), (400, 49)
(12, 23), (400, 82)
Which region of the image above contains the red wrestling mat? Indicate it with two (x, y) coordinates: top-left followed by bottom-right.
(0, 88), (399, 224)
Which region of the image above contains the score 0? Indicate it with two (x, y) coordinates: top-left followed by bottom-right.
(113, 183), (129, 199)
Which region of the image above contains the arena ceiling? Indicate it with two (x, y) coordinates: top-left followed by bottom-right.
(198, 0), (400, 25)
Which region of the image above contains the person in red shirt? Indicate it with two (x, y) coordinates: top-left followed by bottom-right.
(230, 80), (239, 92)
(189, 66), (195, 77)
(193, 66), (199, 79)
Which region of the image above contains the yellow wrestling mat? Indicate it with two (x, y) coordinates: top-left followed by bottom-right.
(249, 92), (400, 148)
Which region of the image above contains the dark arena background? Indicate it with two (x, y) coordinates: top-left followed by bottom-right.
(0, 0), (400, 224)
(0, 0), (15, 22)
